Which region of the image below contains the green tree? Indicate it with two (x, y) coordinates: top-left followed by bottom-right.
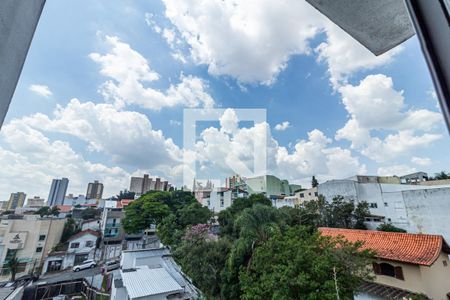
(175, 226), (231, 299)
(222, 205), (283, 299)
(324, 196), (355, 228)
(312, 175), (319, 188)
(116, 191), (135, 200)
(35, 206), (51, 218)
(157, 214), (184, 247)
(177, 202), (212, 227)
(433, 171), (449, 180)
(50, 206), (60, 216)
(61, 217), (80, 243)
(353, 201), (369, 230)
(377, 223), (407, 233)
(6, 253), (20, 282)
(240, 226), (373, 300)
(123, 198), (171, 233)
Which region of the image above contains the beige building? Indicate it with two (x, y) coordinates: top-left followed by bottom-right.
(320, 228), (450, 299)
(6, 192), (26, 210)
(295, 187), (318, 204)
(0, 215), (65, 280)
(26, 196), (45, 207)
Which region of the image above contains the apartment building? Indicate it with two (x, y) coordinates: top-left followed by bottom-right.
(129, 174), (172, 196)
(202, 187), (248, 212)
(244, 175), (301, 199)
(320, 228), (450, 299)
(47, 178), (69, 206)
(25, 196), (45, 208)
(0, 215), (65, 279)
(86, 180), (104, 200)
(6, 192), (26, 210)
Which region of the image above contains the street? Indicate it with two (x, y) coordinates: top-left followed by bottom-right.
(37, 266), (102, 284)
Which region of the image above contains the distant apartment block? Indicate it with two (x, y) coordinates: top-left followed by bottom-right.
(129, 174), (171, 196)
(86, 180), (104, 199)
(47, 178), (69, 206)
(7, 192), (26, 210)
(26, 196), (45, 207)
(244, 175), (301, 199)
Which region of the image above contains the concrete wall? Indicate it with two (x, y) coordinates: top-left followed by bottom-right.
(401, 188), (450, 240)
(0, 0), (45, 128)
(419, 252), (450, 299)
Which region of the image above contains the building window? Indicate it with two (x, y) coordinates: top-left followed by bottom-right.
(369, 203), (378, 208)
(39, 235), (46, 241)
(308, 192), (311, 196)
(384, 202), (388, 207)
(36, 247), (43, 253)
(373, 262), (404, 280)
(314, 192), (318, 196)
(300, 193), (304, 198)
(70, 242), (80, 249)
(85, 241), (94, 247)
(220, 199), (224, 207)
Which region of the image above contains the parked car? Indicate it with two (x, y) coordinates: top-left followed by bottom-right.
(102, 259), (120, 272)
(72, 259), (96, 272)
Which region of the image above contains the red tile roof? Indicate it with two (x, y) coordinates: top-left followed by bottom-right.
(56, 205), (72, 213)
(116, 199), (133, 208)
(67, 229), (100, 242)
(319, 227), (450, 266)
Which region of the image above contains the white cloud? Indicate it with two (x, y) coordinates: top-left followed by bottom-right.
(315, 22), (403, 88)
(336, 74), (443, 162)
(377, 165), (417, 177)
(274, 121), (290, 131)
(29, 84), (53, 98)
(411, 156), (432, 166)
(90, 35), (214, 110)
(160, 0), (324, 84)
(0, 123), (131, 201)
(169, 120), (182, 126)
(193, 110), (365, 184)
(15, 98), (183, 169)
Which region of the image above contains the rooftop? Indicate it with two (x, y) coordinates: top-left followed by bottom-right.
(67, 229), (100, 242)
(121, 266), (183, 299)
(319, 227), (450, 266)
(56, 205), (72, 213)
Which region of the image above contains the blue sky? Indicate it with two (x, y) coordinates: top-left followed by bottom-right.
(0, 0), (448, 200)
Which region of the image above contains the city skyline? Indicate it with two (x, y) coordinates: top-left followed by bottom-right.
(0, 0), (448, 201)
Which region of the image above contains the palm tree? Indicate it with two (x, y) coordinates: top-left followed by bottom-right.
(6, 254), (20, 281)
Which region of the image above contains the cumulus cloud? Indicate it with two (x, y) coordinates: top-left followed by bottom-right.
(0, 123), (131, 201)
(29, 84), (53, 98)
(14, 99), (183, 169)
(192, 109), (365, 184)
(90, 35), (214, 110)
(315, 22), (402, 88)
(377, 165), (417, 177)
(336, 74), (443, 162)
(411, 156), (432, 166)
(274, 121), (290, 131)
(160, 0), (324, 84)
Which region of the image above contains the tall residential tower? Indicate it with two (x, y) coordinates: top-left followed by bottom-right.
(47, 178), (69, 206)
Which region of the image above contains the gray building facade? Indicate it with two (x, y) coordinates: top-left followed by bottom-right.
(47, 178), (69, 206)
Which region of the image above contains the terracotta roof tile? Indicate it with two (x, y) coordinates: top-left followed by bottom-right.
(56, 205), (72, 213)
(67, 229), (100, 242)
(319, 227), (449, 266)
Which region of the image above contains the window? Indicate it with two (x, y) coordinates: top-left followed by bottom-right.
(373, 262), (404, 280)
(85, 240), (94, 247)
(308, 192), (311, 196)
(314, 192), (318, 197)
(220, 199), (224, 207)
(300, 193), (304, 198)
(388, 218), (391, 222)
(369, 203), (378, 208)
(39, 234), (46, 241)
(70, 242), (80, 249)
(384, 202), (388, 207)
(36, 247), (43, 253)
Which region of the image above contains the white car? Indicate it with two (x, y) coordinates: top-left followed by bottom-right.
(73, 259), (96, 272)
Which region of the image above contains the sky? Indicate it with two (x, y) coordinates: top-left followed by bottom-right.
(1, 0), (449, 201)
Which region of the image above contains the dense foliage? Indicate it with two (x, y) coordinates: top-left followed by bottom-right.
(377, 223), (407, 233)
(147, 191), (374, 299)
(35, 206), (60, 218)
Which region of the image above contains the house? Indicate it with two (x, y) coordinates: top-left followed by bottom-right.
(319, 228), (450, 299)
(111, 247), (199, 300)
(81, 219), (100, 231)
(42, 229), (100, 273)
